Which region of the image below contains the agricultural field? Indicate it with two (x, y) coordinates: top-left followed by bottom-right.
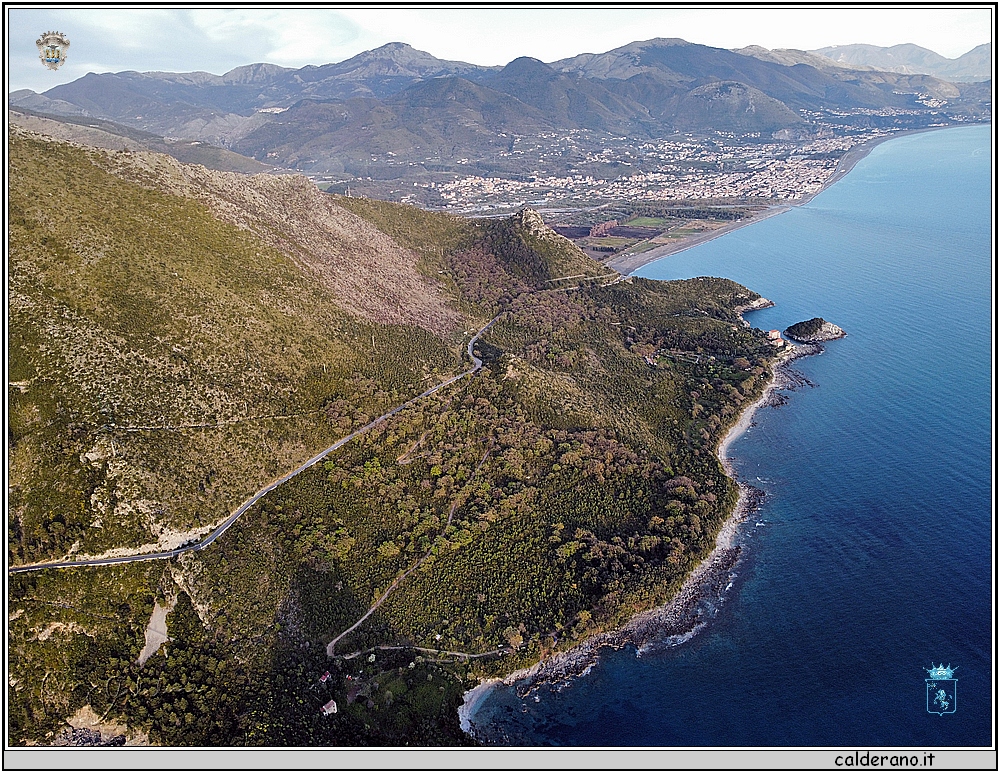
(549, 203), (766, 263)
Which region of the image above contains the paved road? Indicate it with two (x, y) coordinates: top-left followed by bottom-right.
(8, 316), (501, 575)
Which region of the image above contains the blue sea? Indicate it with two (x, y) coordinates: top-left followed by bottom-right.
(469, 125), (993, 746)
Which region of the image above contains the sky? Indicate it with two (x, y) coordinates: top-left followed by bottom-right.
(7, 5), (994, 94)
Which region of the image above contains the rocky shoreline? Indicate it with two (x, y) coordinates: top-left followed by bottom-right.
(784, 317), (845, 343)
(459, 339), (821, 741)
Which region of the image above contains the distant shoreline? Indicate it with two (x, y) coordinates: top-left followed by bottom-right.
(607, 124), (957, 276)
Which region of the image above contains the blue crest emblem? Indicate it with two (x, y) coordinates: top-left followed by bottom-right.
(36, 31), (70, 71)
(925, 663), (957, 715)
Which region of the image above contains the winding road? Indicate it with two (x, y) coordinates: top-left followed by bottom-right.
(8, 316), (501, 575)
(331, 644), (507, 662)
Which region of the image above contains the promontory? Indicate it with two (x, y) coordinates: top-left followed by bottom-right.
(784, 317), (846, 343)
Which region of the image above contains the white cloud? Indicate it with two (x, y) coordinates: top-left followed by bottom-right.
(246, 10), (368, 66)
(183, 8), (362, 62)
(61, 7), (182, 50)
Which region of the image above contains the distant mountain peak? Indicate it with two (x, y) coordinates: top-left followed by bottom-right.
(625, 37), (694, 48)
(222, 62), (292, 84)
(295, 41), (496, 92)
(505, 55), (552, 68)
(734, 45), (871, 71)
(496, 56), (558, 77)
(339, 41), (469, 70)
(375, 41), (414, 51)
(810, 42), (991, 81)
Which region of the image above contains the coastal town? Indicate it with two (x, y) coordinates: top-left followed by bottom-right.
(310, 107), (968, 216)
(423, 129), (881, 211)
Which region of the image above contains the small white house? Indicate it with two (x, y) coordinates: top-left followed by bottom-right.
(322, 700), (338, 715)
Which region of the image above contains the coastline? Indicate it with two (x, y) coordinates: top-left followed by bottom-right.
(606, 125), (951, 276)
(457, 123), (967, 741)
(458, 338), (817, 742)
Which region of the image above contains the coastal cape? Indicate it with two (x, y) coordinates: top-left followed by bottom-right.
(784, 317), (846, 343)
(459, 307), (821, 741)
(9, 127), (799, 747)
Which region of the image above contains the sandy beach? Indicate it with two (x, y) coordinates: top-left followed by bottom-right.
(458, 333), (819, 740)
(607, 126), (946, 276)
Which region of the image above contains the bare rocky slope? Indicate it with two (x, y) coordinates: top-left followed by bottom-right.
(83, 137), (463, 336)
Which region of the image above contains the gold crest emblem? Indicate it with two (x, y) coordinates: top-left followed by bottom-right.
(36, 31), (70, 71)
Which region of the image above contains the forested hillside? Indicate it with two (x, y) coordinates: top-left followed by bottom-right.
(9, 129), (777, 745)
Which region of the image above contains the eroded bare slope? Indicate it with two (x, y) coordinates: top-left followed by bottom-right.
(85, 137), (463, 336)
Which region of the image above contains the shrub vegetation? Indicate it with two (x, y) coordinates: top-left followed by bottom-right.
(8, 130), (777, 745)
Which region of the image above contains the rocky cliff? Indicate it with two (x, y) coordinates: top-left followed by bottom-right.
(784, 317), (846, 342)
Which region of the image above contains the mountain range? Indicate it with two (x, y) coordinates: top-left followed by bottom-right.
(810, 42), (991, 82)
(9, 38), (991, 177)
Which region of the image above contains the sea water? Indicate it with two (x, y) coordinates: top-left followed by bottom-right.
(468, 124), (992, 746)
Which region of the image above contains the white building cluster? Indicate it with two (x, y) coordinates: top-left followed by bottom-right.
(431, 128), (895, 211)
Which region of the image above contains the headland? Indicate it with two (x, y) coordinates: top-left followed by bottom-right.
(459, 331), (818, 742)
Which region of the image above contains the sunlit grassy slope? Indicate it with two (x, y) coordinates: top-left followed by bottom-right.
(8, 129), (462, 564)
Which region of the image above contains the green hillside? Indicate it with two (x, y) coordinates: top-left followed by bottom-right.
(9, 130), (778, 746)
(8, 129), (461, 566)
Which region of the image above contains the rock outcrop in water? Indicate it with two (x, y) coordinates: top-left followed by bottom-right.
(784, 317), (845, 343)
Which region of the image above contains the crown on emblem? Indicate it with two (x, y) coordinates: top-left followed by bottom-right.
(926, 663), (956, 679)
(36, 31), (69, 44)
